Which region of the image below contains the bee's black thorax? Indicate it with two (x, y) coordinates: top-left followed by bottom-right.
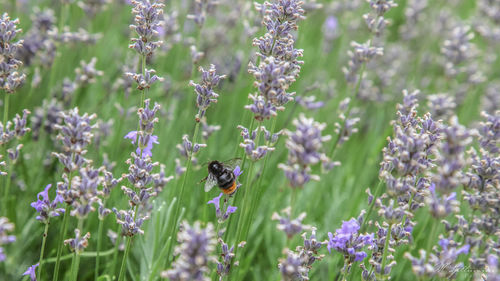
(208, 161), (235, 190)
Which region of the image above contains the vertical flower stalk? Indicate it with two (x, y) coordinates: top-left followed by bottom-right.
(278, 227), (327, 281)
(167, 64), (225, 261)
(0, 13), (27, 214)
(52, 109), (97, 281)
(362, 90), (440, 280)
(117, 2), (166, 280)
(333, 0), (396, 157)
(206, 166), (242, 279)
(118, 100), (171, 281)
(327, 218), (374, 281)
(0, 110), (30, 213)
(187, 0), (220, 73)
(30, 184), (65, 280)
(234, 1), (307, 269)
(162, 221), (217, 281)
(0, 217), (15, 263)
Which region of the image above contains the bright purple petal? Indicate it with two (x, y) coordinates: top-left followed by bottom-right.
(23, 263), (39, 281)
(124, 131), (138, 144)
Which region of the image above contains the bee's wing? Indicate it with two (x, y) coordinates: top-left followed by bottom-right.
(204, 173), (218, 192)
(221, 158), (242, 170)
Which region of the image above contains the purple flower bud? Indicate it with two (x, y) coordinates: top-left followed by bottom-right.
(272, 207), (309, 239)
(190, 64), (226, 120)
(64, 229), (91, 254)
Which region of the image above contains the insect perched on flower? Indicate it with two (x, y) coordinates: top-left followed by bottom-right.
(202, 158), (242, 195)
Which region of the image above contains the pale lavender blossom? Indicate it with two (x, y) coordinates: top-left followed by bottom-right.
(64, 229), (91, 254)
(113, 208), (147, 237)
(0, 13), (26, 93)
(272, 207), (309, 239)
(405, 237), (470, 279)
(50, 27), (101, 44)
(343, 41), (383, 84)
(78, 0), (110, 17)
(278, 249), (308, 281)
(0, 217), (15, 262)
(247, 0), (306, 120)
(280, 227), (327, 280)
(363, 0), (397, 36)
(128, 0), (164, 57)
(187, 0), (219, 27)
(163, 221), (216, 281)
(74, 57), (103, 86)
(237, 125), (279, 161)
(427, 93), (456, 121)
(0, 109), (31, 146)
(125, 68), (164, 91)
(278, 114), (333, 188)
(52, 108), (97, 172)
(16, 8), (56, 67)
(69, 166), (103, 219)
(190, 64), (226, 120)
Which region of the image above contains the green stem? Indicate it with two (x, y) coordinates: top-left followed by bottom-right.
(329, 62), (366, 159)
(400, 192), (415, 228)
(70, 219), (84, 281)
(95, 217), (104, 280)
(2, 93), (10, 214)
(108, 224), (122, 277)
(234, 160), (255, 242)
(380, 222), (393, 279)
(53, 204), (71, 281)
(290, 188), (298, 217)
(118, 236), (132, 281)
(3, 161), (13, 215)
(37, 222), (50, 281)
(44, 247), (115, 264)
(166, 121), (201, 261)
(424, 220), (438, 264)
(360, 180), (383, 232)
(3, 93), (9, 125)
(340, 260), (349, 281)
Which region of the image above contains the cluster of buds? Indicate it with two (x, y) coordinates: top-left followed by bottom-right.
(0, 13), (26, 93)
(279, 114), (334, 188)
(246, 0), (306, 120)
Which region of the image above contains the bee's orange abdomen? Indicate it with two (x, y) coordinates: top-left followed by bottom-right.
(222, 181), (236, 195)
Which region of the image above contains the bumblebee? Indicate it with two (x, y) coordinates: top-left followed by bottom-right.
(203, 158), (241, 195)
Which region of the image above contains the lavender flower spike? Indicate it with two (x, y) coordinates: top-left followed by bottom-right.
(163, 221), (216, 281)
(0, 217), (16, 262)
(64, 229), (91, 254)
(129, 0), (164, 57)
(190, 64), (226, 121)
(272, 207), (310, 239)
(279, 114), (333, 188)
(0, 13), (26, 93)
(31, 184), (65, 223)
